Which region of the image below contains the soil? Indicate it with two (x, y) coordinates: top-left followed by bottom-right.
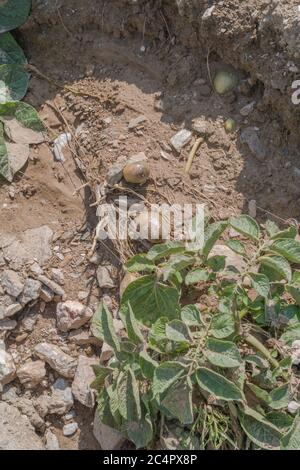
(1, 0), (300, 449)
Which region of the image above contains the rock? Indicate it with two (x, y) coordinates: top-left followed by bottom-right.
(2, 226), (53, 270)
(4, 118), (45, 145)
(56, 301), (93, 332)
(93, 412), (125, 450)
(38, 275), (65, 299)
(209, 244), (246, 273)
(240, 127), (266, 160)
(3, 303), (23, 318)
(63, 422), (78, 436)
(78, 291), (88, 301)
(0, 402), (44, 450)
(5, 142), (30, 182)
(17, 360), (46, 389)
(100, 342), (114, 363)
(69, 329), (101, 346)
(128, 115), (147, 130)
(291, 340), (300, 365)
(106, 155), (127, 186)
(34, 342), (77, 378)
(288, 401), (300, 414)
(72, 355), (96, 408)
(248, 199), (257, 218)
(191, 118), (214, 136)
(0, 270), (24, 298)
(40, 285), (54, 303)
(15, 397), (45, 432)
(0, 348), (16, 386)
(30, 262), (43, 276)
(240, 101), (255, 116)
(202, 5), (215, 20)
(97, 265), (115, 289)
(0, 319), (17, 330)
(19, 313), (38, 332)
(36, 378), (74, 417)
(170, 129), (192, 153)
(19, 278), (41, 305)
(45, 430), (60, 450)
(51, 268), (65, 285)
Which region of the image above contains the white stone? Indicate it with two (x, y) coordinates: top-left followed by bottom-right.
(72, 355), (96, 408)
(97, 265), (115, 289)
(20, 278), (41, 305)
(17, 360), (46, 389)
(63, 422), (78, 436)
(51, 268), (65, 285)
(36, 378), (74, 417)
(34, 342), (77, 378)
(56, 301), (93, 332)
(45, 430), (60, 450)
(170, 129), (192, 153)
(0, 348), (16, 385)
(0, 270), (24, 298)
(128, 115), (147, 130)
(288, 401), (300, 414)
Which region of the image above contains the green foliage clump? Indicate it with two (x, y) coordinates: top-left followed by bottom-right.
(0, 1), (44, 182)
(92, 215), (300, 450)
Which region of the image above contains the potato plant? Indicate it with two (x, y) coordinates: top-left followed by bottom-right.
(91, 214), (300, 450)
(0, 1), (44, 182)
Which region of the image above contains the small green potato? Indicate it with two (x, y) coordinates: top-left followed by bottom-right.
(214, 70), (237, 95)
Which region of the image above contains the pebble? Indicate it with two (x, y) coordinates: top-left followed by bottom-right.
(38, 275), (66, 299)
(0, 270), (24, 298)
(71, 355), (96, 408)
(78, 291), (89, 301)
(0, 347), (16, 386)
(240, 127), (266, 160)
(45, 430), (60, 450)
(106, 155), (127, 186)
(56, 301), (93, 332)
(128, 115), (147, 130)
(240, 101), (255, 116)
(63, 422), (78, 436)
(0, 319), (17, 331)
(248, 199), (257, 218)
(51, 268), (65, 285)
(191, 118), (214, 136)
(170, 129), (192, 153)
(20, 278), (41, 305)
(17, 360), (46, 389)
(97, 265), (115, 289)
(36, 378), (74, 417)
(68, 329), (101, 346)
(40, 285), (54, 303)
(287, 401), (300, 414)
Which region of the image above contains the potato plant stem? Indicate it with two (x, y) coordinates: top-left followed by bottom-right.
(184, 137), (203, 174)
